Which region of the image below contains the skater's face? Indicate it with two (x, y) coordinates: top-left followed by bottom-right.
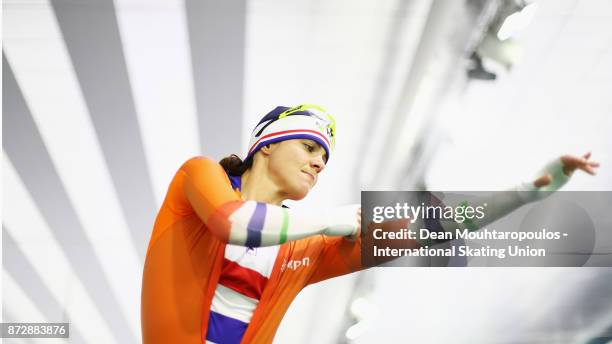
(266, 139), (327, 200)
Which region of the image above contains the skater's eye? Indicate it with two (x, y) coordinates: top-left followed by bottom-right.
(303, 143), (315, 152)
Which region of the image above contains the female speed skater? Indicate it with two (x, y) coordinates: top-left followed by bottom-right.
(140, 104), (600, 344)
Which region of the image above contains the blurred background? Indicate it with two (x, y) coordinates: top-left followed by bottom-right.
(2, 0), (612, 343)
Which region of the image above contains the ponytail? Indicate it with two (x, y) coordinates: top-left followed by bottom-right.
(219, 154), (252, 176)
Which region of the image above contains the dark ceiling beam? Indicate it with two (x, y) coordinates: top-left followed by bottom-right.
(185, 0), (247, 159)
(51, 0), (156, 261)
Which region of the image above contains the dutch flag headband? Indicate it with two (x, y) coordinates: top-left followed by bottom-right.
(245, 104), (337, 162)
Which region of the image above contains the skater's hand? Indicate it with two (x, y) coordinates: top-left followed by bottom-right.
(533, 152), (600, 187)
(345, 207), (361, 242)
